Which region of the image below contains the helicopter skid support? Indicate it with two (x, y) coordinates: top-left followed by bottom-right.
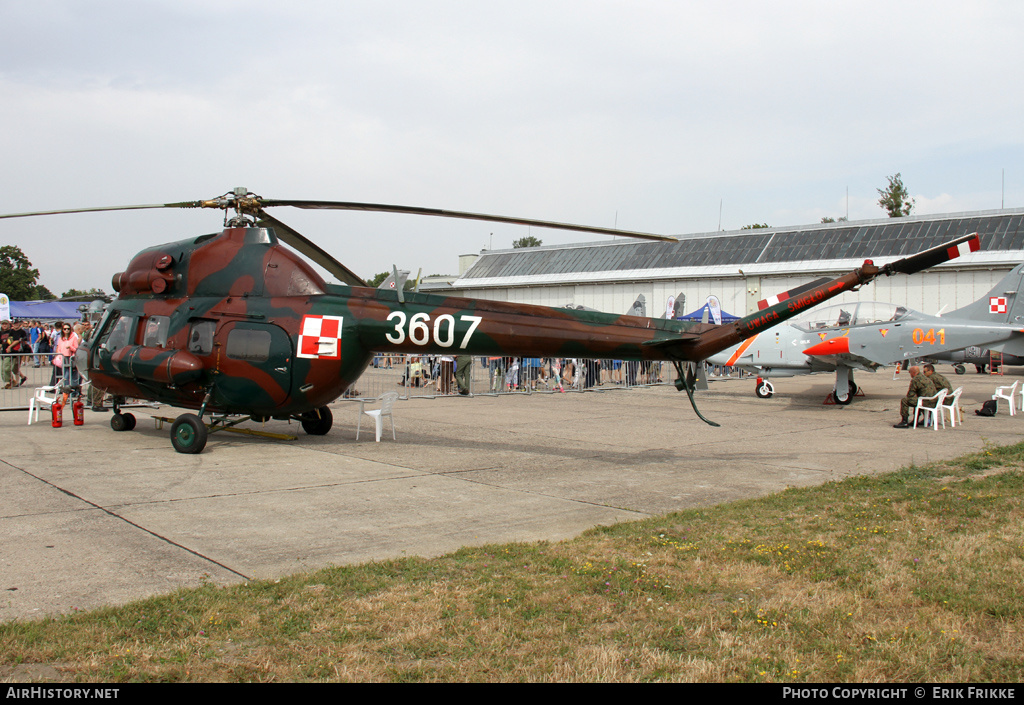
(152, 415), (298, 441)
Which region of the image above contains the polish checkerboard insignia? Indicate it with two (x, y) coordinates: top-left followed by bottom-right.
(990, 297), (1008, 314)
(298, 315), (343, 359)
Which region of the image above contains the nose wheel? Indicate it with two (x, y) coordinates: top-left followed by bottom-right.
(830, 381), (859, 405)
(110, 412), (137, 432)
(755, 380), (775, 398)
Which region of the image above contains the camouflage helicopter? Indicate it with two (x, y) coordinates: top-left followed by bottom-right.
(0, 188), (980, 453)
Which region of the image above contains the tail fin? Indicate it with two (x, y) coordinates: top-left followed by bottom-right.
(629, 294), (647, 318)
(566, 294), (649, 317)
(378, 269), (410, 290)
(945, 263), (1024, 324)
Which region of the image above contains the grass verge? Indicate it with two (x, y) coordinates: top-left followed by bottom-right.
(3, 443), (1024, 682)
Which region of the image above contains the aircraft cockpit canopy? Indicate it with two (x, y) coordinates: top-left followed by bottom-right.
(793, 302), (909, 331)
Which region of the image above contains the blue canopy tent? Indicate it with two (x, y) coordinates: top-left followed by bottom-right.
(676, 304), (740, 323)
(8, 300), (88, 320)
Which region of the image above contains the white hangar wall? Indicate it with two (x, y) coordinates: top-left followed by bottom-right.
(445, 209), (1024, 319)
(450, 267), (1011, 319)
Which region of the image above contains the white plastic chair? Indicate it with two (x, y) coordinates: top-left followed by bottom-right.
(992, 380), (1019, 416)
(27, 385), (59, 425)
(913, 389), (946, 430)
(938, 386), (963, 428)
(356, 392), (399, 442)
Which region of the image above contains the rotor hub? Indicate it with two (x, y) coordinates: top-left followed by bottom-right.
(198, 187), (263, 227)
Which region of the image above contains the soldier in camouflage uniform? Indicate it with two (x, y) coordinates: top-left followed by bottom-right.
(894, 365), (938, 428)
(923, 363), (953, 395)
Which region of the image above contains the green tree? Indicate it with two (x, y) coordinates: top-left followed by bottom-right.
(29, 284), (55, 300)
(877, 173), (915, 217)
(740, 223), (770, 230)
(0, 245), (43, 300)
(512, 236), (543, 248)
(367, 271), (390, 287)
(821, 216), (848, 223)
(61, 288), (109, 300)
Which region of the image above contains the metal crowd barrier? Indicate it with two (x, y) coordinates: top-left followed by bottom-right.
(0, 352), (673, 411)
(341, 355), (670, 403)
(0, 353), (61, 410)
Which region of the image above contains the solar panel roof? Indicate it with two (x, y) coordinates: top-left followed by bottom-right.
(458, 209), (1024, 282)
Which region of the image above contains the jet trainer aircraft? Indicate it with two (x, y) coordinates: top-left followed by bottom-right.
(708, 259), (1024, 403)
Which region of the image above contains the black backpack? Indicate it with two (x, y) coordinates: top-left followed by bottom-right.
(976, 399), (997, 417)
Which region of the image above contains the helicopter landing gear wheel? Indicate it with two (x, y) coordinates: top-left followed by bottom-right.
(110, 412), (136, 431)
(755, 381), (774, 398)
(171, 414), (208, 454)
(300, 406), (333, 435)
(832, 382), (858, 405)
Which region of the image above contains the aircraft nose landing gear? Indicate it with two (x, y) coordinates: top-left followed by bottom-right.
(830, 381), (859, 405)
(110, 412), (136, 432)
(755, 377), (775, 398)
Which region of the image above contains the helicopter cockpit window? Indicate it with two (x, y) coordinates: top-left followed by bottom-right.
(188, 320), (216, 356)
(100, 313), (134, 355)
(142, 316), (171, 348)
(226, 328), (272, 362)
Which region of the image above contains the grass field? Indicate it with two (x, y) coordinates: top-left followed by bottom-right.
(2, 442), (1023, 682)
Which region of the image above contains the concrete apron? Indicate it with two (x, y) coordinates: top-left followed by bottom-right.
(1, 368), (1020, 621)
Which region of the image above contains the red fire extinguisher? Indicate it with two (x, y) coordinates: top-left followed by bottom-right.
(73, 398), (84, 426)
(51, 399), (63, 428)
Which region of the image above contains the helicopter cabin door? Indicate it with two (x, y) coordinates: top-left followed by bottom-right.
(210, 320), (293, 411)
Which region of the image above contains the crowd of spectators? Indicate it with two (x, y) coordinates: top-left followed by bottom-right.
(0, 318), (92, 390)
(377, 354), (666, 395)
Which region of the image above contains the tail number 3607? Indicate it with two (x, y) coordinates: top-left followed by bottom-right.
(385, 312), (483, 349)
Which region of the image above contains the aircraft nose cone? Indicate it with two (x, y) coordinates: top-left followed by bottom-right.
(803, 337), (850, 356)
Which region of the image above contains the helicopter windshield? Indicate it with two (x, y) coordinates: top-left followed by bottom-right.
(793, 302), (908, 331)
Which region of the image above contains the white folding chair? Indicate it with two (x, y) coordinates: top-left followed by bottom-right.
(992, 380), (1019, 416)
(938, 386), (963, 428)
(356, 392), (399, 442)
(27, 385), (59, 425)
(914, 389), (946, 430)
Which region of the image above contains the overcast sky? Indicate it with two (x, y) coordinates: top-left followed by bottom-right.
(2, 1), (1022, 294)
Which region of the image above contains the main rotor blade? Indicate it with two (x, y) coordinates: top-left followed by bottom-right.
(255, 210), (367, 287)
(756, 277), (832, 310)
(884, 232), (980, 276)
(1, 194), (676, 243)
(0, 201), (204, 220)
(258, 199), (678, 242)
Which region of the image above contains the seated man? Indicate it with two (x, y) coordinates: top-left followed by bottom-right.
(893, 365), (938, 428)
(923, 363), (953, 395)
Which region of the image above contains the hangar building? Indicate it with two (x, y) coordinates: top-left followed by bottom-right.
(443, 208), (1024, 320)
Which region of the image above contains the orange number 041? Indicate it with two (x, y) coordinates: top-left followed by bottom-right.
(912, 328), (946, 345)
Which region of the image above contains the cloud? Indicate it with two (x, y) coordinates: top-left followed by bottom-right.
(1, 1), (1023, 291)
